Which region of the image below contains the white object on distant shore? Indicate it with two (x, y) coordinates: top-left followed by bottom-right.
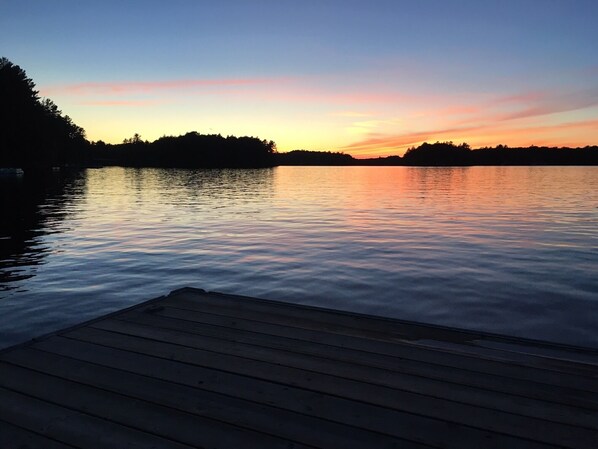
(0, 168), (24, 177)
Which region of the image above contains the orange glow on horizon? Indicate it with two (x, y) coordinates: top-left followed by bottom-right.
(344, 118), (598, 158)
(39, 76), (598, 156)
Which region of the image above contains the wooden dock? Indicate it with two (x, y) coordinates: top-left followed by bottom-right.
(1, 287), (597, 449)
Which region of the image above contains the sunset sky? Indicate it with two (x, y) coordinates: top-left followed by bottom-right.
(2, 1), (598, 157)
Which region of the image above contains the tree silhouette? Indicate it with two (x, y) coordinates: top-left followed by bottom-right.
(91, 132), (277, 168)
(3, 58), (596, 169)
(276, 150), (355, 165)
(0, 57), (87, 170)
(403, 141), (472, 165)
(123, 133), (144, 144)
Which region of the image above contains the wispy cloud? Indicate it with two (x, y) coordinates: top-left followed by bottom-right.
(329, 110), (374, 118)
(40, 77), (283, 96)
(343, 118), (598, 157)
(216, 87), (424, 106)
(40, 75), (436, 107)
(347, 118), (404, 135)
(421, 105), (482, 118)
(342, 125), (479, 153)
(39, 71), (598, 154)
(495, 87), (598, 121)
(79, 100), (164, 107)
(414, 88), (598, 126)
(340, 85), (598, 156)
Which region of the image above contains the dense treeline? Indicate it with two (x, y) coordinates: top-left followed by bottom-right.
(0, 58), (87, 170)
(357, 155), (404, 166)
(471, 145), (598, 165)
(276, 150), (354, 165)
(89, 133), (276, 168)
(401, 141), (598, 166)
(276, 150), (403, 166)
(0, 57), (276, 170)
(2, 57), (598, 170)
(275, 143), (598, 166)
(402, 142), (470, 165)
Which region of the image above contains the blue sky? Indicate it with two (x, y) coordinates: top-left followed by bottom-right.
(2, 0), (597, 155)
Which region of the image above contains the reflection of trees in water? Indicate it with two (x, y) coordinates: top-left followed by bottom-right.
(118, 167), (276, 207)
(1, 167), (274, 293)
(0, 171), (85, 293)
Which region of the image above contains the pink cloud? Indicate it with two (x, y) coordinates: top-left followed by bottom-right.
(499, 88), (598, 121)
(40, 77), (284, 96)
(39, 74), (448, 108)
(343, 118), (598, 157)
(342, 124), (481, 154)
(80, 100), (163, 107)
(489, 118), (598, 136)
(491, 91), (547, 105)
(432, 87), (598, 123)
(406, 104), (482, 119)
(394, 87), (598, 141)
(205, 85), (425, 105)
(329, 110), (374, 118)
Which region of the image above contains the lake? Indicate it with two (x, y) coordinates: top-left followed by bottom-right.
(1, 166), (597, 349)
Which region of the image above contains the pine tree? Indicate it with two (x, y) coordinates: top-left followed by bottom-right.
(0, 57), (87, 169)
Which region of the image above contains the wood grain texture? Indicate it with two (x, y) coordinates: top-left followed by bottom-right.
(1, 287), (596, 449)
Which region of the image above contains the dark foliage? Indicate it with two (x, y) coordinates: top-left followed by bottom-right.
(0, 170), (85, 289)
(276, 144), (598, 166)
(402, 141), (472, 166)
(276, 150), (354, 165)
(357, 155), (403, 166)
(3, 58), (597, 170)
(1, 58), (276, 170)
(90, 132), (277, 168)
(399, 142), (598, 166)
(0, 57), (87, 170)
(471, 145), (598, 165)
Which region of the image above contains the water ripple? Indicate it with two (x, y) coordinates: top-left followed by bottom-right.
(1, 166), (597, 349)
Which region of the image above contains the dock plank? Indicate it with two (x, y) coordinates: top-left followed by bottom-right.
(120, 303), (598, 375)
(0, 387), (192, 449)
(0, 421), (77, 449)
(0, 362), (315, 449)
(113, 308), (598, 424)
(120, 304), (598, 410)
(62, 324), (593, 448)
(92, 315), (597, 428)
(165, 292), (598, 387)
(1, 287), (597, 449)
(25, 339), (501, 449)
(0, 352), (418, 449)
(169, 290), (598, 365)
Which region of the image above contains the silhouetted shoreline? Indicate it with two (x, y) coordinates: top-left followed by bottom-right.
(2, 57), (598, 171)
(278, 144), (598, 166)
(88, 133), (276, 169)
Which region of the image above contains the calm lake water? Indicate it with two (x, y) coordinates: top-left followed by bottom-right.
(1, 166), (597, 349)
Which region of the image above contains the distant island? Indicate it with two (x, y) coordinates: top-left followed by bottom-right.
(279, 143), (598, 166)
(2, 57), (597, 171)
(89, 133), (276, 169)
(0, 58), (275, 171)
